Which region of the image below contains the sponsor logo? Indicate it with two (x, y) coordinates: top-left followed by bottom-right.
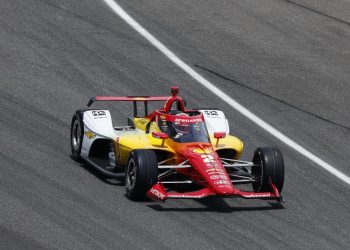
(214, 180), (229, 185)
(168, 193), (206, 199)
(206, 167), (229, 182)
(204, 110), (218, 116)
(210, 175), (220, 180)
(245, 193), (271, 198)
(206, 168), (224, 173)
(174, 118), (202, 124)
(206, 168), (217, 172)
(92, 110), (106, 116)
(201, 154), (215, 164)
(84, 131), (95, 139)
(219, 175), (228, 180)
(149, 188), (165, 200)
(205, 162), (218, 168)
(191, 148), (213, 155)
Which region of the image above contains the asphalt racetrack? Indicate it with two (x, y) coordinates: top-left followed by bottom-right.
(1, 0), (350, 249)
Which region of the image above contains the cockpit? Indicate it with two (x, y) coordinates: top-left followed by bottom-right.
(156, 111), (210, 143)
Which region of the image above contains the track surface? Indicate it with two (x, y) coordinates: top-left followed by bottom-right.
(1, 0), (350, 249)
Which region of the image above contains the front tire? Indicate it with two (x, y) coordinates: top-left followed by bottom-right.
(125, 150), (158, 200)
(70, 111), (84, 162)
(251, 147), (284, 193)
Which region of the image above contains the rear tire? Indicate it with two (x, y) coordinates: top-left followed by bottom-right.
(251, 147), (284, 193)
(125, 150), (158, 200)
(70, 111), (84, 162)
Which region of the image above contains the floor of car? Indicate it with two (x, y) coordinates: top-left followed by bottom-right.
(89, 157), (118, 172)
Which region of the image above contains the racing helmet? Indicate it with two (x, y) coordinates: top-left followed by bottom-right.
(173, 113), (190, 134)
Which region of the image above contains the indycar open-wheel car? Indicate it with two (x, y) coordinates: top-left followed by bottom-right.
(70, 86), (285, 204)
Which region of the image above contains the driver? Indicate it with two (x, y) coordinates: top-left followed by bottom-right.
(173, 113), (190, 139)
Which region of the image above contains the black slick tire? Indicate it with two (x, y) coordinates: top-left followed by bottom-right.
(70, 110), (84, 162)
(125, 150), (158, 200)
(252, 147), (284, 193)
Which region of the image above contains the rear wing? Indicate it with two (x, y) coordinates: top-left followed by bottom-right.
(87, 96), (170, 106)
(87, 96), (170, 117)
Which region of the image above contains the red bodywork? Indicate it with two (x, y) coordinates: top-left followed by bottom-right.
(145, 87), (281, 202)
(147, 142), (280, 201)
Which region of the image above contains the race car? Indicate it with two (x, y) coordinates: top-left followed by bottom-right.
(70, 86), (284, 203)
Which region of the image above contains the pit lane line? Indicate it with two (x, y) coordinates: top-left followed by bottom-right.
(102, 0), (350, 186)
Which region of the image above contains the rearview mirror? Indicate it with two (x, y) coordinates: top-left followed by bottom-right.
(214, 132), (226, 139)
(152, 131), (169, 139)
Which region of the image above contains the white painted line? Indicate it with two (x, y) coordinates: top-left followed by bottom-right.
(102, 0), (350, 186)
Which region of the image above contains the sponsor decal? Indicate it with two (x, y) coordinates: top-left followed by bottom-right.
(244, 193), (271, 198)
(157, 112), (204, 123)
(201, 154), (215, 164)
(191, 148), (213, 155)
(214, 180), (229, 185)
(205, 162), (218, 167)
(219, 175), (228, 180)
(204, 110), (218, 116)
(168, 193), (206, 199)
(206, 168), (218, 173)
(174, 118), (202, 124)
(210, 175), (220, 180)
(149, 188), (165, 200)
(206, 170), (226, 177)
(206, 168), (224, 173)
(92, 110), (106, 116)
(84, 131), (95, 139)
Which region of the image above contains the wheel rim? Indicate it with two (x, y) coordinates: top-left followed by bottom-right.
(72, 119), (81, 151)
(127, 160), (137, 188)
